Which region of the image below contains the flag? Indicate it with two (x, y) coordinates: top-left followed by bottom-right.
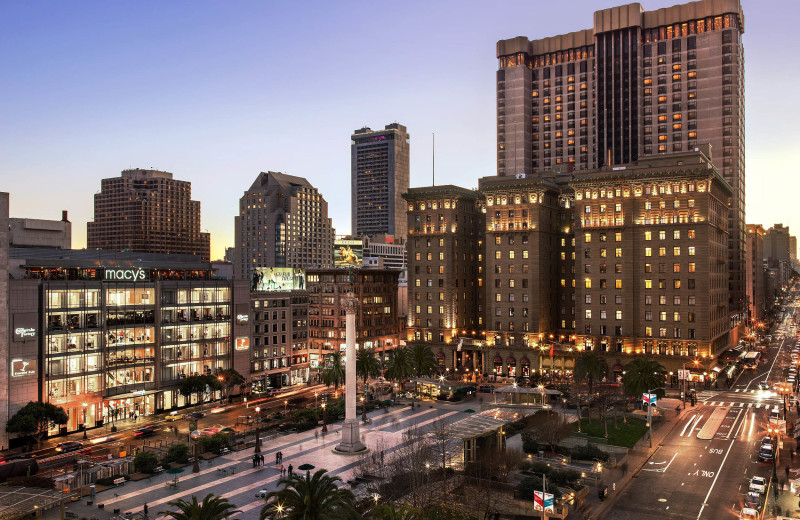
(549, 343), (554, 357)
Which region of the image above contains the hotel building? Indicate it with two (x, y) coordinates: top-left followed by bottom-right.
(496, 0), (746, 317)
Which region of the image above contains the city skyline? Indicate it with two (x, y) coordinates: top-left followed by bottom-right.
(2, 0), (797, 260)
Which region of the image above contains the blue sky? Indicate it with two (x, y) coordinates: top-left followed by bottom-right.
(1, 0), (797, 260)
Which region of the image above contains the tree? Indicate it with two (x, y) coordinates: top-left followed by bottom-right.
(574, 351), (608, 421)
(260, 469), (358, 520)
(369, 504), (417, 520)
(217, 368), (245, 401)
(159, 493), (241, 520)
(385, 346), (413, 383)
(322, 351), (346, 390)
(356, 347), (381, 393)
(574, 351), (608, 396)
(428, 419), (458, 472)
(409, 344), (437, 378)
(134, 451), (159, 474)
(622, 358), (667, 400)
(179, 375), (222, 409)
(524, 410), (572, 453)
(6, 401), (68, 448)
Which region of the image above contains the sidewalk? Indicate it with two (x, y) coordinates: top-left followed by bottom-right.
(580, 404), (697, 520)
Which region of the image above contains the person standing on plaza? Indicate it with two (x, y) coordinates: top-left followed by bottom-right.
(288, 464), (293, 475)
(260, 454), (264, 466)
(275, 452), (279, 464)
(280, 464), (284, 477)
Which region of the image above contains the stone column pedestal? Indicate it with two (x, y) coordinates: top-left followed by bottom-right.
(335, 293), (366, 454)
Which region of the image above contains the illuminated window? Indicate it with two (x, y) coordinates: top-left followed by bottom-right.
(615, 232), (622, 241)
(688, 230), (696, 239)
(673, 230), (680, 239)
(584, 233), (591, 243)
(585, 278), (592, 289)
(659, 247), (666, 256)
(673, 123), (682, 130)
(645, 247), (652, 257)
(673, 263), (681, 273)
(615, 279), (622, 289)
(688, 246), (696, 256)
(673, 247), (681, 256)
(673, 113), (682, 120)
(616, 310), (622, 320)
(645, 279), (653, 289)
(659, 231), (666, 240)
(658, 115), (667, 122)
(688, 131), (697, 138)
(688, 262), (696, 272)
(585, 309), (592, 319)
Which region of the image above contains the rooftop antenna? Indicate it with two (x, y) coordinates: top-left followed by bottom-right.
(432, 133), (435, 186)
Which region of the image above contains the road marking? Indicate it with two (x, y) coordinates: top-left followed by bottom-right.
(643, 452), (678, 473)
(697, 438), (736, 519)
(726, 409), (744, 440)
(680, 414), (698, 436)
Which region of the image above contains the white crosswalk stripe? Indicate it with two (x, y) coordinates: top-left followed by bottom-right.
(701, 401), (780, 408)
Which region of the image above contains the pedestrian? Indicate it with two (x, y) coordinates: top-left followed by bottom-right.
(275, 452), (279, 464)
(260, 454), (264, 466)
(280, 464), (284, 476)
(380, 451), (384, 465)
(787, 466), (791, 481)
(288, 464), (293, 475)
(280, 451), (283, 463)
(494, 510), (499, 520)
(315, 430), (319, 440)
(144, 503), (149, 519)
(252, 455), (257, 468)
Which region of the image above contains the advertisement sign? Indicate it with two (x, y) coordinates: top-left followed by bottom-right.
(235, 337), (250, 351)
(334, 238), (363, 267)
(643, 393), (657, 406)
(533, 491), (554, 512)
(251, 268), (306, 292)
(104, 267), (151, 282)
(13, 313), (38, 342)
(11, 358), (36, 377)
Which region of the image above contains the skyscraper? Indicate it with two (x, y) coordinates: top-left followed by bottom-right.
(234, 171), (335, 281)
(351, 123), (410, 239)
(496, 0), (745, 314)
(87, 169), (210, 261)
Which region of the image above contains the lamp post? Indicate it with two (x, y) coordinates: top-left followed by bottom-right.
(82, 403), (88, 439)
(284, 400), (288, 416)
(321, 402), (328, 433)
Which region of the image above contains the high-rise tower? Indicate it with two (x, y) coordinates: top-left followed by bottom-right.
(351, 123), (410, 239)
(496, 0), (745, 314)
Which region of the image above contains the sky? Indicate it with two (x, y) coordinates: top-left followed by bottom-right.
(1, 0), (798, 261)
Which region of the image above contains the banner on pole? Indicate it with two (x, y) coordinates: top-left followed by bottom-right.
(533, 491), (554, 512)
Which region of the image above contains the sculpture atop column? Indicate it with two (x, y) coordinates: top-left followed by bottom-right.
(335, 292), (366, 453)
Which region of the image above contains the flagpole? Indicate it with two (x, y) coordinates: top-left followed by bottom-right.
(543, 473), (547, 520)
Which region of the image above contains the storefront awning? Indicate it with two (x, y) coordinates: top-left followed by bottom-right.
(520, 357), (530, 365)
(493, 356), (502, 363)
(507, 356), (516, 364)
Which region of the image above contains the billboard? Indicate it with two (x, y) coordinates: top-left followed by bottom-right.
(235, 337), (250, 351)
(251, 268), (306, 292)
(334, 238), (363, 267)
(11, 358), (36, 378)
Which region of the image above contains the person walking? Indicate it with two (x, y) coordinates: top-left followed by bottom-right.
(260, 454), (264, 466)
(275, 452), (279, 464)
(288, 464), (293, 475)
(252, 455), (257, 468)
(280, 464), (284, 477)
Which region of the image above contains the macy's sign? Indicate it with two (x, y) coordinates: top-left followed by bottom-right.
(104, 268), (149, 282)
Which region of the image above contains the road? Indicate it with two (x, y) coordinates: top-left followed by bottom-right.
(605, 299), (797, 519)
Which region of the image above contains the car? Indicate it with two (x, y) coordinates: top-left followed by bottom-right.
(133, 426), (156, 437)
(166, 413), (181, 422)
(740, 507), (759, 520)
(758, 381), (769, 391)
(744, 491), (761, 510)
(749, 476), (767, 494)
(478, 385), (495, 394)
(55, 441), (83, 453)
(759, 444), (774, 461)
(184, 412), (205, 420)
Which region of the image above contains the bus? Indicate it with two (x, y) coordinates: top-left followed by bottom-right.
(743, 351), (761, 369)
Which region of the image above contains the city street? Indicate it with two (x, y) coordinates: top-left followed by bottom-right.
(604, 301), (797, 519)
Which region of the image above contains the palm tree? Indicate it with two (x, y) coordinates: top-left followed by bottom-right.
(260, 469), (358, 520)
(574, 351), (608, 423)
(356, 346), (381, 393)
(385, 346), (413, 383)
(622, 358), (667, 402)
(574, 351), (608, 396)
(160, 493), (241, 520)
(409, 344), (436, 378)
(322, 351), (345, 390)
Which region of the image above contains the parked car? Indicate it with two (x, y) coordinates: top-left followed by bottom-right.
(744, 491), (761, 510)
(55, 441), (83, 453)
(739, 507), (758, 520)
(759, 444), (774, 462)
(749, 476), (767, 494)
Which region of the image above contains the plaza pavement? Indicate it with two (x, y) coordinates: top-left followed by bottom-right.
(48, 401), (472, 520)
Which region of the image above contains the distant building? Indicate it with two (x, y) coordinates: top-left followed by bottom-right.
(351, 124), (410, 239)
(212, 261), (234, 280)
(10, 210), (71, 249)
(87, 169), (210, 261)
(0, 193), (9, 450)
(764, 224), (791, 263)
(234, 172), (335, 281)
(224, 247), (235, 263)
(334, 234), (407, 271)
(745, 225), (766, 321)
(307, 269), (402, 377)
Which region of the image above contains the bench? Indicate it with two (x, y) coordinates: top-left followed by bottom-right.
(153, 466), (164, 473)
(113, 478), (126, 486)
(220, 447), (230, 455)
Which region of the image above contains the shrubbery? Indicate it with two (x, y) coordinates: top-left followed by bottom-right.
(133, 451), (159, 474)
(162, 443), (190, 465)
(569, 444), (610, 462)
(198, 433), (230, 455)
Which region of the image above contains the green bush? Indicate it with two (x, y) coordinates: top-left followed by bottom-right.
(569, 444), (609, 462)
(198, 433), (230, 455)
(291, 408), (321, 424)
(134, 451), (159, 474)
(518, 476), (562, 501)
(521, 431), (540, 454)
(548, 468), (581, 487)
(522, 461), (552, 475)
(162, 443), (190, 465)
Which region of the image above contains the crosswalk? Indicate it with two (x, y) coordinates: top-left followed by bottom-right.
(703, 401), (780, 408)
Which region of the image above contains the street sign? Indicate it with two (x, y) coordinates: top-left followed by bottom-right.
(534, 491), (554, 512)
(643, 393), (657, 406)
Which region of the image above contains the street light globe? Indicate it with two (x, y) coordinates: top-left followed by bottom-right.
(255, 406), (260, 413)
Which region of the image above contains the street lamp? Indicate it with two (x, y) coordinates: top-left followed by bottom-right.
(321, 402), (328, 433)
(284, 399), (288, 415)
(82, 403), (88, 439)
(314, 391), (319, 408)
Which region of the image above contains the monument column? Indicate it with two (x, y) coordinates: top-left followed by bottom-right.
(336, 292), (366, 453)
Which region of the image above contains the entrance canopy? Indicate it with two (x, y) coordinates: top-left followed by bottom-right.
(446, 409), (522, 440)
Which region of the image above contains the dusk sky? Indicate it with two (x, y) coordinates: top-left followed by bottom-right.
(2, 0), (797, 260)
